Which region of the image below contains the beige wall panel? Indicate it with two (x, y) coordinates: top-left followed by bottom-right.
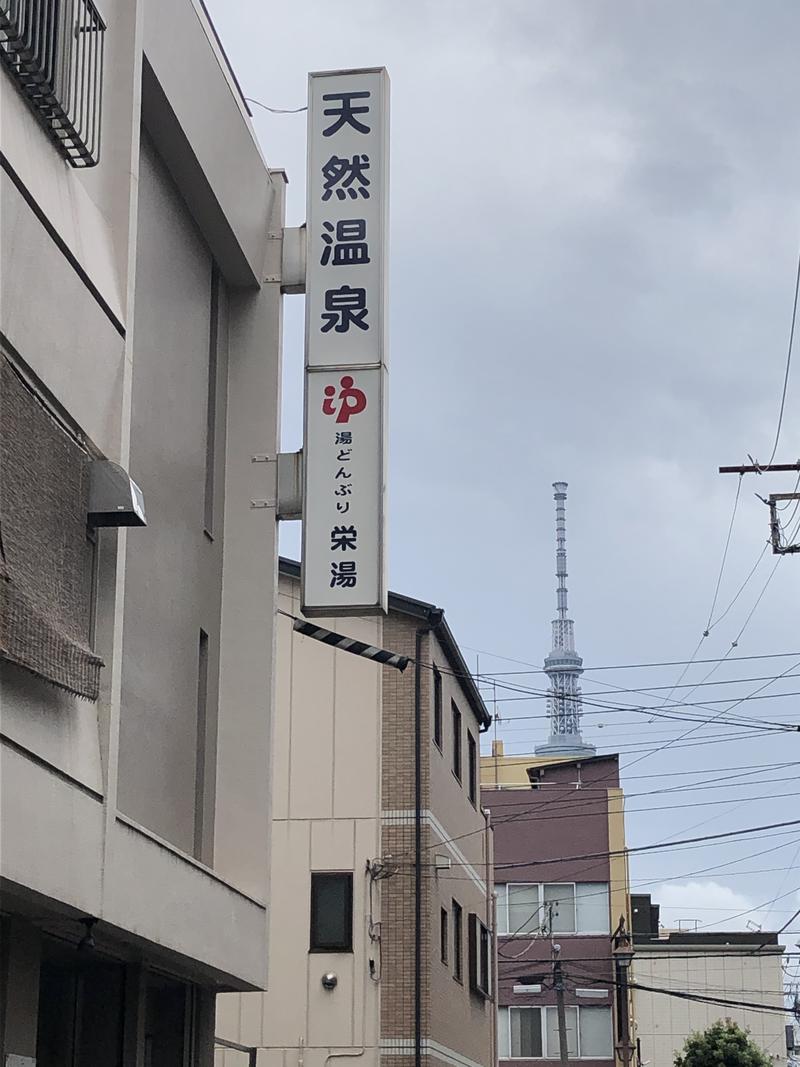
(0, 743), (103, 913)
(272, 612), (294, 822)
(289, 638), (336, 819)
(310, 819), (357, 872)
(306, 952), (355, 1047)
(333, 648), (381, 819)
(238, 986), (264, 1048)
(259, 821), (312, 1045)
(0, 661), (103, 794)
(633, 951), (785, 1067)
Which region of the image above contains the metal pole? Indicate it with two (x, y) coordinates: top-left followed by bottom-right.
(553, 951), (570, 1067)
(413, 610), (443, 1067)
(616, 957), (632, 1067)
(414, 624), (425, 1067)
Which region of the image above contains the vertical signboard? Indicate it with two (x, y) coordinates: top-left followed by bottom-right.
(302, 68), (389, 616)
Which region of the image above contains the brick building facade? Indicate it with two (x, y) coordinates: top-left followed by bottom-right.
(216, 563), (495, 1067)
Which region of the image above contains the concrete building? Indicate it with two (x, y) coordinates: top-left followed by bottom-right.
(631, 895), (788, 1067)
(481, 747), (632, 1067)
(1, 0), (285, 1061)
(216, 560), (495, 1067)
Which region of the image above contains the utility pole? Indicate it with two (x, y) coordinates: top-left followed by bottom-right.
(613, 917), (635, 1067)
(553, 944), (570, 1067)
(718, 463), (800, 555)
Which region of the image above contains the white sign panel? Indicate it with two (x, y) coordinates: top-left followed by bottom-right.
(302, 368), (386, 615)
(302, 68), (389, 616)
(305, 67), (388, 370)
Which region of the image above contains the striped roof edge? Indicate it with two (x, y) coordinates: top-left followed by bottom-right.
(278, 557), (491, 730)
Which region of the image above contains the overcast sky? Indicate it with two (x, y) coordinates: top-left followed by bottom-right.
(207, 0), (800, 946)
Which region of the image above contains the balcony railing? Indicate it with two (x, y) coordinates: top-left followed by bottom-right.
(0, 0), (105, 167)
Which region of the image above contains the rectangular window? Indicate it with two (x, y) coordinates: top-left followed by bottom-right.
(498, 1007), (511, 1059)
(452, 701), (462, 781)
(545, 1005), (578, 1059)
(579, 1006), (614, 1058)
(500, 1004), (613, 1060)
(452, 898), (463, 981)
(440, 906), (449, 964)
(576, 883), (610, 934)
(310, 872), (353, 952)
(467, 731), (478, 806)
(433, 668), (443, 749)
(506, 884), (541, 935)
(468, 913), (490, 996)
(544, 882), (576, 933)
(194, 629), (210, 861)
(511, 1007), (544, 1058)
(203, 264), (220, 535)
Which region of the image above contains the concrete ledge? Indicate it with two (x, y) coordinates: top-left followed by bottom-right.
(103, 815), (268, 990)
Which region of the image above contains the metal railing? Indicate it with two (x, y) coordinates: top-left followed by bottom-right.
(0, 0), (105, 166)
(215, 1036), (258, 1067)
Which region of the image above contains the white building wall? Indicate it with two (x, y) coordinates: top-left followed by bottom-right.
(216, 573), (383, 1067)
(633, 948), (786, 1067)
(1, 0), (285, 1057)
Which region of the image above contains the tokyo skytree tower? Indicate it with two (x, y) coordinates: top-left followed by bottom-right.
(534, 482), (596, 757)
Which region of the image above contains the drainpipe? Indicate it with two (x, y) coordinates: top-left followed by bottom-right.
(414, 609), (443, 1067)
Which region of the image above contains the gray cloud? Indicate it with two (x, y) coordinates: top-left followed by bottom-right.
(209, 0), (800, 922)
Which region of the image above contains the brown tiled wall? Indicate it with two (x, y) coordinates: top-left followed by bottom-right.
(380, 615), (492, 1067)
(381, 623), (431, 1044)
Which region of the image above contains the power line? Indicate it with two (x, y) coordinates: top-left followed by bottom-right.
(409, 818), (800, 873)
(459, 649), (800, 677)
(765, 244), (800, 466)
(245, 96), (307, 114)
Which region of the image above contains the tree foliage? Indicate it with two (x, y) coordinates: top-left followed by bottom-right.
(674, 1020), (772, 1067)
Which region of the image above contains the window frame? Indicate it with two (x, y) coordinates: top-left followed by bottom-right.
(451, 701), (462, 782)
(497, 1005), (614, 1061)
(467, 730), (478, 807)
(440, 906), (449, 965)
(468, 912), (491, 997)
(452, 898), (463, 982)
(497, 882), (610, 936)
(433, 668), (443, 750)
(309, 871), (354, 953)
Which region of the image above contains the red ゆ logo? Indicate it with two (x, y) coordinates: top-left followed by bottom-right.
(322, 375), (368, 424)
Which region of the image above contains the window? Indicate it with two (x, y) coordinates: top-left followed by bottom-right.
(498, 1005), (613, 1060)
(433, 668), (443, 749)
(440, 906), (449, 964)
(503, 884), (541, 935)
(498, 883), (609, 936)
(578, 1007), (614, 1057)
(452, 898), (463, 981)
(576, 883), (610, 934)
(468, 913), (491, 996)
(467, 731), (478, 806)
(452, 701), (462, 781)
(544, 883), (576, 933)
(546, 1006), (578, 1058)
(310, 872), (353, 952)
(498, 1007), (544, 1059)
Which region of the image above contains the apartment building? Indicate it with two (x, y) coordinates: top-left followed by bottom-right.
(1, 1), (285, 1061)
(216, 560), (495, 1067)
(481, 748), (632, 1067)
(631, 895), (788, 1067)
